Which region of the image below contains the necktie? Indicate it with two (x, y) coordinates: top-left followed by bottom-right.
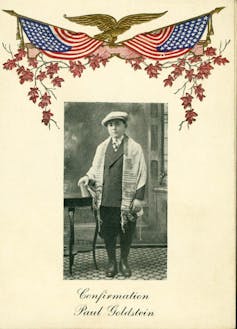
(112, 138), (119, 152)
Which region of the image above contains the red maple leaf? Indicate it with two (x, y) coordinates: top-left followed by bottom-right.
(89, 55), (101, 70)
(69, 60), (86, 77)
(213, 55), (229, 65)
(19, 68), (34, 84)
(197, 62), (213, 79)
(126, 58), (141, 70)
(132, 58), (144, 70)
(16, 65), (25, 75)
(194, 84), (205, 101)
(178, 58), (186, 66)
(42, 110), (54, 125)
(14, 48), (27, 61)
(51, 76), (64, 87)
(132, 62), (142, 70)
(196, 72), (204, 80)
(28, 87), (39, 103)
(205, 47), (216, 56)
(163, 75), (174, 87)
(36, 71), (47, 81)
(3, 59), (17, 70)
(188, 55), (202, 63)
(46, 63), (59, 78)
(127, 58), (140, 71)
(155, 61), (162, 71)
(181, 93), (193, 109)
(101, 57), (109, 66)
(28, 58), (38, 68)
(38, 93), (51, 108)
(185, 69), (194, 82)
(185, 109), (198, 124)
(145, 64), (159, 78)
(171, 64), (185, 79)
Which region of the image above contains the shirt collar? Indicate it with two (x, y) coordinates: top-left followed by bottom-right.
(112, 135), (124, 143)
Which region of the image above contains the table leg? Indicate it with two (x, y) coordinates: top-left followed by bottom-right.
(68, 207), (75, 275)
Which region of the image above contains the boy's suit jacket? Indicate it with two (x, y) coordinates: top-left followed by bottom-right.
(101, 139), (145, 208)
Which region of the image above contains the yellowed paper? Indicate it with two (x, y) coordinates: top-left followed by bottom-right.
(0, 0), (235, 328)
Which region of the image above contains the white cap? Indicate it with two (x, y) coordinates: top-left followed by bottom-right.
(101, 111), (128, 126)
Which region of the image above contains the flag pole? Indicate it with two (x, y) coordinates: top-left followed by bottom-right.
(2, 10), (25, 48)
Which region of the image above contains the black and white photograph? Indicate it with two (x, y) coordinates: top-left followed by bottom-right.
(64, 102), (168, 280)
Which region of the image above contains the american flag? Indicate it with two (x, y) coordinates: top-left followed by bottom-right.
(19, 17), (103, 60)
(123, 15), (210, 60)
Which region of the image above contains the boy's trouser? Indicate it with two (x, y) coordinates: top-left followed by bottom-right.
(99, 206), (136, 262)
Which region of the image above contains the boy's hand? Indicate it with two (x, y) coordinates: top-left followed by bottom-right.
(131, 199), (143, 212)
(78, 175), (89, 187)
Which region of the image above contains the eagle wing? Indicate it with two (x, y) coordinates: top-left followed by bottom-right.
(116, 12), (167, 31)
(63, 14), (117, 32)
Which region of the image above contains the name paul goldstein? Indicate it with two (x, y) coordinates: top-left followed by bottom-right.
(74, 288), (154, 317)
(74, 304), (154, 317)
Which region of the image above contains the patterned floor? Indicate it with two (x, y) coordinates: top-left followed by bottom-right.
(64, 247), (167, 280)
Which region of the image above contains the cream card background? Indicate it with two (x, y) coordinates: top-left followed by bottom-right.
(0, 0), (235, 328)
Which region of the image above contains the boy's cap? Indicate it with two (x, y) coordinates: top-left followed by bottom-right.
(101, 111), (128, 126)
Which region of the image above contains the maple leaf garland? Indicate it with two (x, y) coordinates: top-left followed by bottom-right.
(122, 42), (229, 129)
(2, 40), (230, 129)
(2, 46), (68, 128)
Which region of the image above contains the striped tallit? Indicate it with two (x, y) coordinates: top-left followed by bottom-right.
(86, 135), (147, 231)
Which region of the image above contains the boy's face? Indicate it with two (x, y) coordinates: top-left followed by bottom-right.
(106, 119), (126, 139)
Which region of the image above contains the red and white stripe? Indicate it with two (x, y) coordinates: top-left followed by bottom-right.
(42, 26), (103, 60)
(123, 25), (190, 60)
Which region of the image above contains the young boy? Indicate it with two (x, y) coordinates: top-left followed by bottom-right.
(78, 111), (147, 277)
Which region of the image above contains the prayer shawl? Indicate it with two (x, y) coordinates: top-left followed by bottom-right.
(86, 135), (147, 232)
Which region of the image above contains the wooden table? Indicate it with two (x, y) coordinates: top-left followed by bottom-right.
(64, 194), (99, 275)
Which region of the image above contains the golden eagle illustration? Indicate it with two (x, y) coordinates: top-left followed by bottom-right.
(63, 12), (167, 45)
